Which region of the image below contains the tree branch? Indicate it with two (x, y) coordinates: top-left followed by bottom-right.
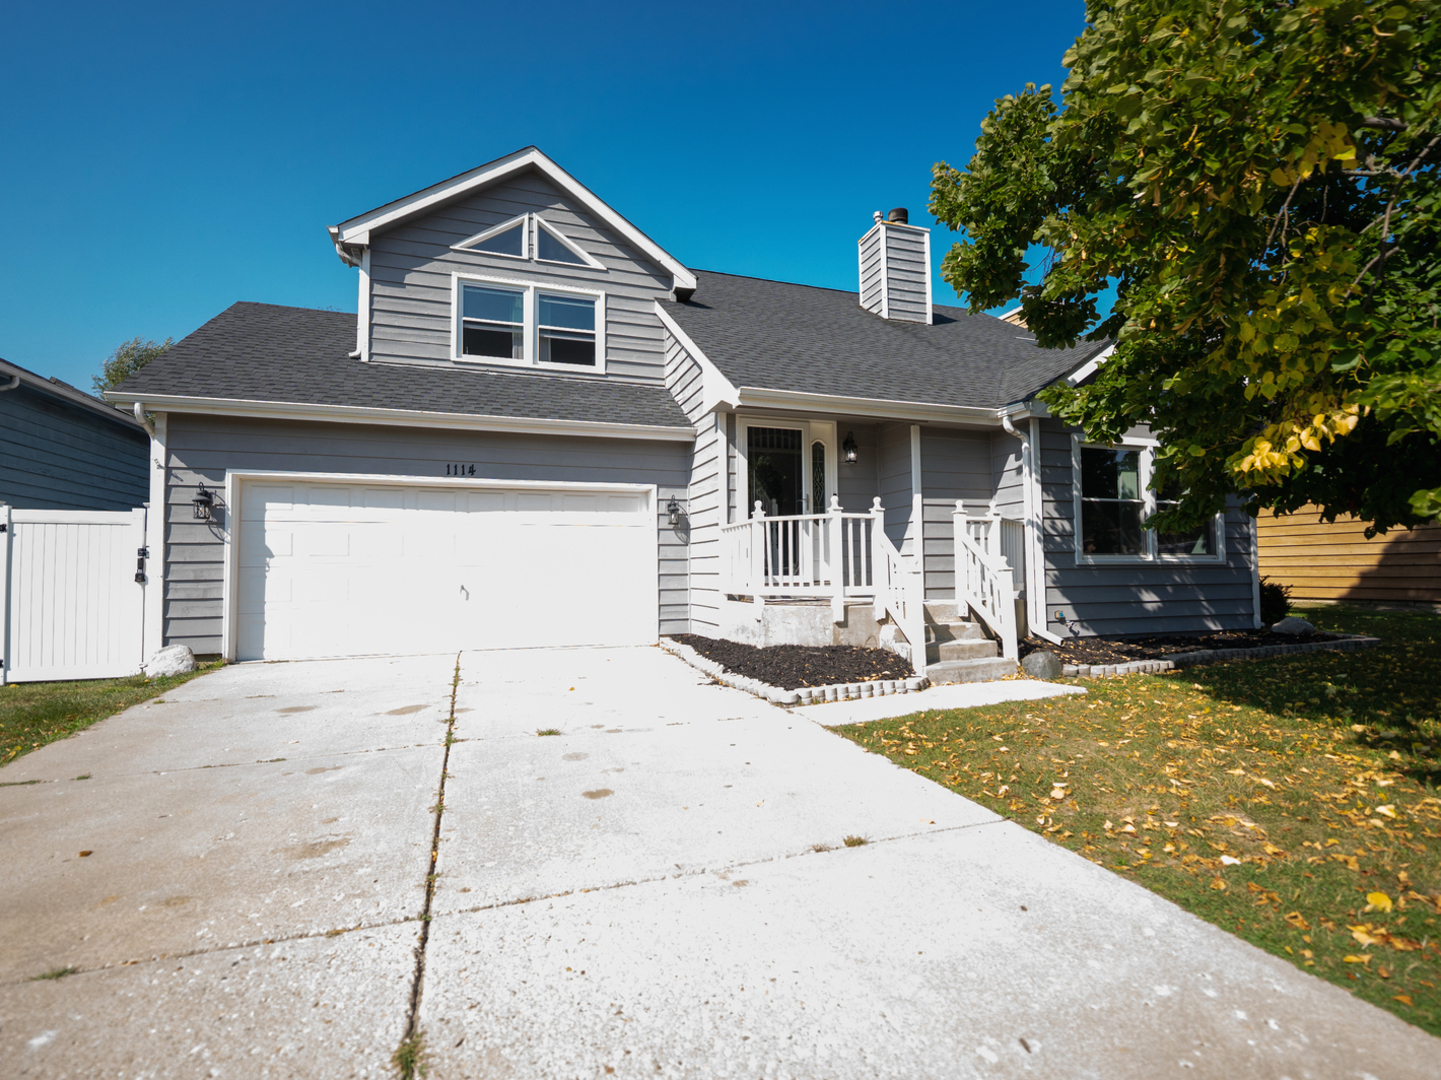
(1361, 116), (1408, 131)
(1266, 176), (1304, 248)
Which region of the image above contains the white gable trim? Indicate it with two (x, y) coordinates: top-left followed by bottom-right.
(332, 146), (696, 291)
(1065, 343), (1116, 386)
(654, 303), (740, 413)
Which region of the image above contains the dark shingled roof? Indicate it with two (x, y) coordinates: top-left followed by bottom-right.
(662, 272), (1108, 408)
(110, 302), (693, 430)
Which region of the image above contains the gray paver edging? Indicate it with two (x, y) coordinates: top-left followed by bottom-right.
(658, 638), (928, 707)
(1056, 633), (1382, 679)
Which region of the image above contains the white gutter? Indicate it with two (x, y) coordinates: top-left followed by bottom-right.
(100, 391), (697, 442)
(735, 387), (1002, 426)
(132, 401), (155, 437)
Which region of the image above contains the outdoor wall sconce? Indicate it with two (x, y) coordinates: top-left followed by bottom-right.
(843, 431), (859, 464)
(667, 498), (682, 526)
(192, 482), (215, 521)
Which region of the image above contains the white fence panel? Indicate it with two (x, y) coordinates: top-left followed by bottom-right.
(1, 506), (148, 683)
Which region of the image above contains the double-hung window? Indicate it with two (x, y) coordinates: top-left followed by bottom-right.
(461, 284), (524, 360)
(454, 276), (604, 372)
(1074, 439), (1224, 563)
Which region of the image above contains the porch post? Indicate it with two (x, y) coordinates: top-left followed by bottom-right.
(751, 500), (765, 621)
(828, 495), (844, 624)
(870, 496), (886, 621)
(952, 500), (968, 608)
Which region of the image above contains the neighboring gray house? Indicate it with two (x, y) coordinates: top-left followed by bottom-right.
(1, 358), (149, 511)
(106, 147), (1262, 678)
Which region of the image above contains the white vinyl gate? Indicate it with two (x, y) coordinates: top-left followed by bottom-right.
(0, 505), (148, 684)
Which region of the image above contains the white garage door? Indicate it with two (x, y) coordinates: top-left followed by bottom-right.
(234, 480), (656, 661)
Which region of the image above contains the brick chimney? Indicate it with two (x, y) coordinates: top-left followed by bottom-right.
(857, 207), (932, 324)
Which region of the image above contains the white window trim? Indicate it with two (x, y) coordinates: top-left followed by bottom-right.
(534, 215), (606, 270)
(1071, 435), (1226, 565)
(451, 213), (530, 259)
(451, 271), (607, 375)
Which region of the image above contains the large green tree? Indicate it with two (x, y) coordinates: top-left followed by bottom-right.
(930, 0), (1440, 533)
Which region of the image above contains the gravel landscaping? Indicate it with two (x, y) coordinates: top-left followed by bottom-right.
(1019, 627), (1340, 667)
(669, 635), (910, 690)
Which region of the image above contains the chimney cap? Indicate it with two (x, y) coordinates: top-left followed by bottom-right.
(887, 207), (909, 225)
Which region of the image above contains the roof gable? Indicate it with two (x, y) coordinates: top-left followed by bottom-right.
(330, 147), (695, 290)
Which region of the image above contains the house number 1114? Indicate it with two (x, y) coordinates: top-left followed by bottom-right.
(445, 464), (476, 476)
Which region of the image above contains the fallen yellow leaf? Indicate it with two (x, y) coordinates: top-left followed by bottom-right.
(1284, 911), (1311, 931)
(1366, 891), (1394, 914)
(1210, 877), (1227, 891)
(1395, 995), (1414, 1006)
(1343, 954), (1372, 965)
(1374, 805), (1397, 819)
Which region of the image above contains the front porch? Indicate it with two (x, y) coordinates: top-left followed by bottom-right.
(716, 496), (1024, 680)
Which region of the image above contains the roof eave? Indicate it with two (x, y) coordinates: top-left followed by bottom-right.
(99, 390), (696, 442)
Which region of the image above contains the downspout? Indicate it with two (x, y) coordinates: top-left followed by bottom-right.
(133, 401), (156, 437)
(1001, 412), (1061, 645)
(1, 374), (18, 392)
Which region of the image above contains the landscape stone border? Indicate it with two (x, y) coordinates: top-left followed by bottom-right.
(659, 637), (928, 707)
(1056, 633), (1382, 679)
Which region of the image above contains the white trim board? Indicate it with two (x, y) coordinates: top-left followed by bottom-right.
(105, 393), (696, 442)
(654, 303), (740, 413)
(219, 471), (659, 662)
(330, 146), (697, 291)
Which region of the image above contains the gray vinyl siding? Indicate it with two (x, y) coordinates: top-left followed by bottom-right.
(160, 414), (692, 655)
(918, 427), (993, 599)
(0, 384), (148, 511)
(1037, 419), (1258, 637)
(687, 412), (725, 633)
(876, 422), (915, 555)
(990, 431), (1026, 522)
(836, 424), (878, 512)
(858, 227), (885, 316)
(367, 170), (673, 383)
(663, 329), (720, 632)
(882, 226), (929, 324)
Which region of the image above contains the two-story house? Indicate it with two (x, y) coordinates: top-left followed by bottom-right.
(106, 147), (1263, 680)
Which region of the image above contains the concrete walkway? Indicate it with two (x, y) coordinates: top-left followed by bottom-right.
(2, 647), (1435, 1078)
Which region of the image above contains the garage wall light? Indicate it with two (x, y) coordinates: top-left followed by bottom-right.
(192, 482), (215, 521)
(667, 498), (682, 526)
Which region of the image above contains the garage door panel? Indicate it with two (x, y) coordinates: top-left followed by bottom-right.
(235, 480), (656, 661)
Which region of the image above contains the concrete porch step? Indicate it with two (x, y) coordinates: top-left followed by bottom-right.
(926, 620), (987, 644)
(925, 638), (1000, 664)
(925, 656), (1018, 685)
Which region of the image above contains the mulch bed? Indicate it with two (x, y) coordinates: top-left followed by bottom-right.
(670, 635), (909, 690)
(1018, 628), (1338, 666)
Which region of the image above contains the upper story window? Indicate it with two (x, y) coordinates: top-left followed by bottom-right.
(1074, 439), (1224, 564)
(455, 215), (529, 259)
(454, 274), (605, 372)
(452, 213), (604, 269)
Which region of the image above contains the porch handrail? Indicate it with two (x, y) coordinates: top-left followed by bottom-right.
(869, 497), (926, 676)
(952, 501), (1019, 661)
(720, 499), (878, 620)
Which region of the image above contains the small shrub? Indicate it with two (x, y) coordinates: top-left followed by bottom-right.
(536, 728), (562, 737)
(842, 835), (869, 848)
(1259, 577), (1292, 625)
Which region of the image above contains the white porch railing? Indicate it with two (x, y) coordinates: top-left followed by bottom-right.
(952, 501), (1020, 661)
(720, 496), (926, 674)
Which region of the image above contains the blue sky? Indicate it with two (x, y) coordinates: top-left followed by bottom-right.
(1, 0), (1089, 390)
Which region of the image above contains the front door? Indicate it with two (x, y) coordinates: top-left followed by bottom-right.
(747, 426), (805, 517)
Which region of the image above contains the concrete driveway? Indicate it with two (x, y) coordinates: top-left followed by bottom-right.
(2, 647), (1435, 1078)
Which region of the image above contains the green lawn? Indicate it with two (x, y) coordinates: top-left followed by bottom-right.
(832, 604), (1441, 1036)
(1, 662), (221, 769)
